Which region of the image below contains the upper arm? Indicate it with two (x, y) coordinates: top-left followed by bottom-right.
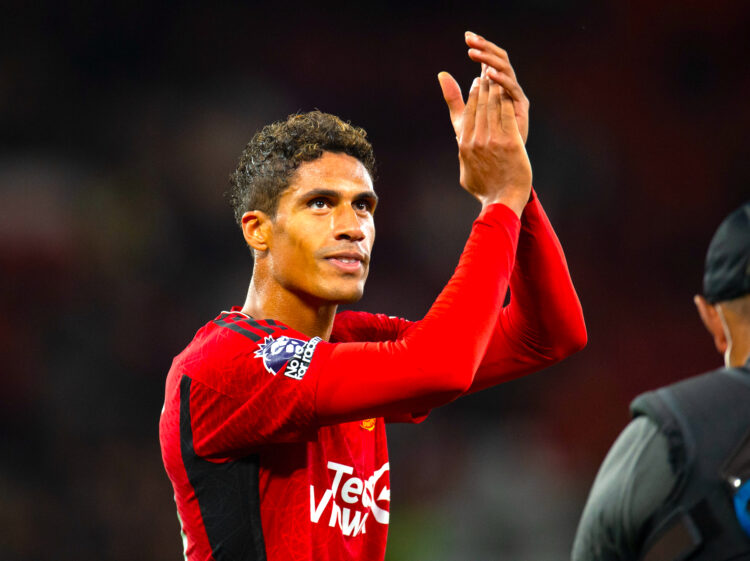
(188, 370), (319, 459)
(187, 323), (323, 459)
(328, 312), (431, 424)
(571, 417), (675, 561)
(331, 310), (414, 342)
(310, 338), (470, 426)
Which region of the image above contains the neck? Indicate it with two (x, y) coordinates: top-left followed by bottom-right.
(718, 305), (750, 368)
(241, 277), (337, 341)
(728, 326), (750, 368)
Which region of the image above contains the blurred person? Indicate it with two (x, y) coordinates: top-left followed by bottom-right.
(160, 32), (586, 561)
(572, 202), (750, 561)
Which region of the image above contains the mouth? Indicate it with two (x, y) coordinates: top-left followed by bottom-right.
(324, 252), (367, 273)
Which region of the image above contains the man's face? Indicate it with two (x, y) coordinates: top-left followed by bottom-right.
(265, 151), (377, 304)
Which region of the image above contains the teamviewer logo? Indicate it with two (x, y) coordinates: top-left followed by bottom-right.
(310, 461), (391, 537)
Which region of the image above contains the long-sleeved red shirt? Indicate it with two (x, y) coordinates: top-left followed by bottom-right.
(159, 195), (586, 561)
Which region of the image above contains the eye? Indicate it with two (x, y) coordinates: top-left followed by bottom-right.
(354, 199), (374, 213)
(308, 197), (331, 209)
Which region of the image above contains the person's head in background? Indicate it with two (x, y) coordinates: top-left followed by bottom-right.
(694, 202), (750, 367)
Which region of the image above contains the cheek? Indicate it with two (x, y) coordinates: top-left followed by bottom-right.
(365, 221), (376, 248)
(269, 230), (314, 278)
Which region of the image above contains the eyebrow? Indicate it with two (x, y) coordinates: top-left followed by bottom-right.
(302, 188), (379, 204)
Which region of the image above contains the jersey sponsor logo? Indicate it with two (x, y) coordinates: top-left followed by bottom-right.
(310, 461), (390, 537)
(360, 418), (376, 431)
(254, 335), (321, 380)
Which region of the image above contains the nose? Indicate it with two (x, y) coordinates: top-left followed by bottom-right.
(333, 205), (366, 242)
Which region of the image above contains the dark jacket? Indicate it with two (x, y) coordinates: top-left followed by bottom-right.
(631, 360), (750, 561)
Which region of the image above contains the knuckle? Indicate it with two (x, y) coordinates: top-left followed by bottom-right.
(486, 136), (501, 150)
(498, 137), (515, 150)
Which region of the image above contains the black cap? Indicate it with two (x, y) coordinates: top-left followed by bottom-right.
(703, 202), (750, 303)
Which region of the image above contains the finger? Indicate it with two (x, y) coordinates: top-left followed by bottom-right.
(465, 32), (511, 68)
(475, 76), (490, 141)
(464, 30), (484, 48)
(461, 77), (480, 141)
(437, 71), (465, 136)
(466, 36), (530, 144)
(500, 87), (520, 136)
(466, 40), (522, 90)
(487, 79), (502, 133)
(468, 50), (525, 101)
(487, 68), (527, 106)
(467, 49), (515, 78)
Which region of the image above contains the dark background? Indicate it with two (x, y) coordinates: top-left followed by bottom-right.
(2, 1), (749, 559)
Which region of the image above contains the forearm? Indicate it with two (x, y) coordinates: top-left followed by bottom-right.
(315, 203), (521, 424)
(509, 191), (586, 353)
(468, 191), (586, 392)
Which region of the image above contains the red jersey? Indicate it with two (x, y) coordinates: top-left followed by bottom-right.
(160, 311), (404, 561)
(159, 197), (587, 561)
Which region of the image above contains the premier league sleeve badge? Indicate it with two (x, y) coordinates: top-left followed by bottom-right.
(254, 335), (322, 380)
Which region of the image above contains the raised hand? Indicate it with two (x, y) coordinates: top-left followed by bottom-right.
(438, 69), (532, 217)
(438, 32), (530, 144)
(466, 31), (530, 144)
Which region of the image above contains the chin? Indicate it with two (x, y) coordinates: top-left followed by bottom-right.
(324, 283), (365, 304)
(330, 288), (365, 304)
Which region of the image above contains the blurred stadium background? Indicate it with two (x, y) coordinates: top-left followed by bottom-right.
(2, 1), (749, 559)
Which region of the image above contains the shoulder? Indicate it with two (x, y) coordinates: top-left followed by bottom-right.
(597, 417), (671, 497)
(174, 311), (320, 391)
(630, 366), (746, 460)
(180, 312), (299, 364)
(332, 310), (412, 342)
(584, 419), (673, 530)
(211, 311), (296, 345)
(572, 417), (674, 561)
(629, 366), (725, 425)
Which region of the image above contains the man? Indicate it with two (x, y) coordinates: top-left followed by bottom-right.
(572, 202), (750, 561)
(160, 32), (586, 561)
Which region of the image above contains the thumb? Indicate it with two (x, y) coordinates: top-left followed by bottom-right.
(438, 71), (464, 136)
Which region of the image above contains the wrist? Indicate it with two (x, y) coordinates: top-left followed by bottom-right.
(481, 190), (529, 219)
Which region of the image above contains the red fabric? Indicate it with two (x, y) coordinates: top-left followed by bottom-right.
(471, 189), (587, 390)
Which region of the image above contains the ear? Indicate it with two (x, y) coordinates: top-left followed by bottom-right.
(694, 294), (728, 355)
(241, 210), (272, 252)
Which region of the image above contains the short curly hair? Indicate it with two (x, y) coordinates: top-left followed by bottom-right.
(228, 110), (376, 224)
